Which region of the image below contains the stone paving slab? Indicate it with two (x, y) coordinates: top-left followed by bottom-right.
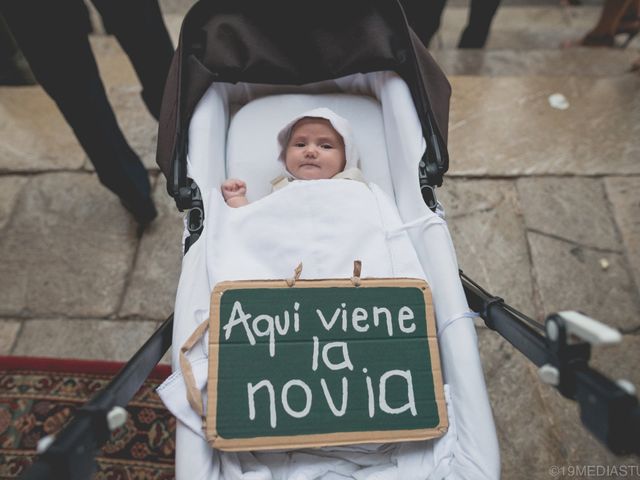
(160, 347), (172, 366)
(432, 49), (640, 77)
(164, 13), (183, 46)
(120, 176), (184, 320)
(0, 176), (28, 231)
(590, 333), (640, 397)
(526, 231), (640, 331)
(518, 177), (640, 331)
(0, 87), (85, 172)
(606, 177), (640, 298)
(0, 173), (139, 317)
(0, 320), (21, 355)
(517, 177), (621, 251)
(439, 178), (539, 317)
(477, 328), (566, 478)
(11, 318), (158, 362)
(447, 75), (640, 177)
(160, 0), (193, 16)
(438, 6), (572, 50)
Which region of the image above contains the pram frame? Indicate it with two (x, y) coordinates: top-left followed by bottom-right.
(19, 280), (639, 479)
(19, 0), (640, 477)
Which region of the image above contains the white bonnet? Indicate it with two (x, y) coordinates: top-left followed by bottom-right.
(276, 108), (359, 170)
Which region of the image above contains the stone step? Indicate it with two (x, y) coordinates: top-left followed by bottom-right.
(0, 87), (85, 173)
(436, 5), (640, 50)
(433, 48), (640, 77)
(8, 318), (161, 362)
(3, 70), (638, 179)
(446, 74), (640, 177)
(0, 172), (183, 320)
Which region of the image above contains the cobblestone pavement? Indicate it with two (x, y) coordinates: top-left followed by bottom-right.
(1, 3), (639, 478)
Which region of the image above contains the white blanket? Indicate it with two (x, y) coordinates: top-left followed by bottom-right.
(158, 179), (499, 479)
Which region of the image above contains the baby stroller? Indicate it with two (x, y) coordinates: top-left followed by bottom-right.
(21, 0), (639, 478)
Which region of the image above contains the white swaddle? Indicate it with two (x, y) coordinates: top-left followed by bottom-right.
(211, 180), (422, 282)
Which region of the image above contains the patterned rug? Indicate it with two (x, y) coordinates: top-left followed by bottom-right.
(0, 356), (175, 479)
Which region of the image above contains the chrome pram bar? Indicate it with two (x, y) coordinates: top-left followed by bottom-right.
(461, 272), (640, 456)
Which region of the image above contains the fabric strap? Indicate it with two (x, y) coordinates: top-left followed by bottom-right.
(179, 320), (210, 421)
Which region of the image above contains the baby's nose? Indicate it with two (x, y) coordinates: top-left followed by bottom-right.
(304, 146), (318, 157)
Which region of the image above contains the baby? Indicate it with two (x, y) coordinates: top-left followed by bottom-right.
(221, 108), (362, 207)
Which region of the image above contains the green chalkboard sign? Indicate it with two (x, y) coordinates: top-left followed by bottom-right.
(205, 278), (447, 451)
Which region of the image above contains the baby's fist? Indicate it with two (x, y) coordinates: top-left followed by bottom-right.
(221, 179), (247, 200)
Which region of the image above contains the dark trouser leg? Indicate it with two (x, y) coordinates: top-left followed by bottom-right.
(588, 0), (634, 36)
(2, 0), (153, 219)
(399, 0), (448, 47)
(90, 0), (173, 120)
(458, 0), (502, 48)
(0, 14), (36, 85)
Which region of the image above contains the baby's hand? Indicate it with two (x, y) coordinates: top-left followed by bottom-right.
(221, 178), (249, 207)
(221, 179), (247, 200)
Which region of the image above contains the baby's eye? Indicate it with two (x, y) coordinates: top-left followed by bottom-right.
(293, 142), (306, 147)
(320, 143), (333, 149)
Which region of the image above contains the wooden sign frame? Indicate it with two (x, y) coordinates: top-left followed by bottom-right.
(205, 277), (447, 451)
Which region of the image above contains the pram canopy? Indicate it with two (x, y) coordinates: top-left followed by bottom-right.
(156, 0), (451, 208)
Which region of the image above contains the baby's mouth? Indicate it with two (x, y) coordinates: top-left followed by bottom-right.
(300, 162), (320, 168)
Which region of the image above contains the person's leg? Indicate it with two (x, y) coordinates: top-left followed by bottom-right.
(2, 0), (156, 224)
(586, 0), (632, 37)
(90, 0), (173, 120)
(0, 14), (36, 85)
(458, 0), (502, 48)
(399, 0), (448, 47)
(624, 0), (640, 17)
(618, 0), (640, 33)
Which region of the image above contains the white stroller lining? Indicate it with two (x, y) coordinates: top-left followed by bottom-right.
(158, 72), (499, 480)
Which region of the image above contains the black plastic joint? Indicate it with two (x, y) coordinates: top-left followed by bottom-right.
(176, 186), (193, 210)
(183, 180), (204, 254)
(419, 154), (440, 212)
(482, 296), (504, 330)
(187, 206), (204, 233)
(420, 184), (438, 211)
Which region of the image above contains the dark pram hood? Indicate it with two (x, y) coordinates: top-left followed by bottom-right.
(156, 0), (452, 207)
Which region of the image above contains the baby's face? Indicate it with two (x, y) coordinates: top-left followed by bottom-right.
(284, 118), (346, 180)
